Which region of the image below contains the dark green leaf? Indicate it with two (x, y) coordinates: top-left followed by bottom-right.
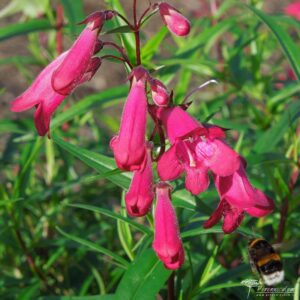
(116, 248), (171, 300)
(52, 134), (131, 189)
(244, 5), (300, 80)
(0, 19), (53, 41)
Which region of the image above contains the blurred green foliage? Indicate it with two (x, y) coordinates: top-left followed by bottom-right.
(0, 0), (299, 299)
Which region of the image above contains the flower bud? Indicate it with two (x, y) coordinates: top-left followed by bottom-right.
(149, 79), (169, 106)
(158, 3), (190, 37)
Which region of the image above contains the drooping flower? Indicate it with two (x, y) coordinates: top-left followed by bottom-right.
(204, 161), (274, 233)
(11, 12), (108, 136)
(152, 182), (185, 270)
(125, 142), (154, 217)
(158, 2), (191, 36)
(156, 106), (240, 195)
(149, 78), (170, 107)
(284, 1), (300, 21)
(110, 67), (149, 171)
(52, 11), (113, 95)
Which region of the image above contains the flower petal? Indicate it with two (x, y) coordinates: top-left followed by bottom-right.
(185, 166), (209, 195)
(196, 139), (240, 177)
(11, 52), (68, 112)
(245, 189), (274, 217)
(203, 200), (225, 229)
(222, 205), (244, 234)
(125, 147), (154, 217)
(33, 93), (65, 136)
(157, 144), (184, 181)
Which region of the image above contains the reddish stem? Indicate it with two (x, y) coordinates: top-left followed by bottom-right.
(114, 12), (134, 29)
(103, 41), (133, 68)
(138, 6), (151, 27)
(132, 0), (142, 65)
(55, 4), (64, 55)
(101, 54), (133, 69)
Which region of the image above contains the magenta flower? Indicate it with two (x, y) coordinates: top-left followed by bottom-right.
(156, 107), (240, 195)
(284, 1), (300, 20)
(11, 52), (68, 136)
(125, 143), (154, 217)
(110, 67), (149, 171)
(204, 162), (274, 233)
(11, 12), (107, 136)
(152, 182), (185, 270)
(149, 78), (169, 107)
(52, 11), (112, 95)
(158, 2), (191, 36)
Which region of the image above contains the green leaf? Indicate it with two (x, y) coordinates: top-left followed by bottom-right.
(253, 101), (300, 153)
(68, 203), (151, 235)
(181, 226), (262, 239)
(52, 134), (131, 189)
(115, 248), (171, 300)
(51, 85), (128, 129)
(60, 0), (85, 35)
(141, 27), (168, 62)
(244, 5), (300, 80)
(56, 226), (129, 268)
(39, 295), (117, 300)
(0, 120), (27, 134)
(0, 19), (53, 41)
(268, 83), (300, 107)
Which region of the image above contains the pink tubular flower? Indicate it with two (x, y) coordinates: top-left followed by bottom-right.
(152, 182), (185, 270)
(11, 12), (108, 136)
(149, 78), (169, 107)
(125, 143), (154, 217)
(110, 67), (149, 171)
(156, 107), (240, 195)
(158, 2), (191, 36)
(52, 11), (112, 95)
(204, 161), (274, 233)
(11, 52), (68, 136)
(284, 2), (300, 20)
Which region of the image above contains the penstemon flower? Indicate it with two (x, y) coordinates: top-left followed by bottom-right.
(11, 11), (111, 136)
(155, 106), (240, 195)
(110, 67), (149, 171)
(204, 161), (274, 233)
(52, 11), (113, 95)
(152, 182), (185, 270)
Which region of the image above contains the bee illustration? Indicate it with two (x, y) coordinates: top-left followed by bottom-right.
(248, 238), (284, 286)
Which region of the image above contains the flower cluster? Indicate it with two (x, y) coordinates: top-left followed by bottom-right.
(11, 2), (274, 270)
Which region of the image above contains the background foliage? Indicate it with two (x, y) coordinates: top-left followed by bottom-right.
(0, 0), (299, 299)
